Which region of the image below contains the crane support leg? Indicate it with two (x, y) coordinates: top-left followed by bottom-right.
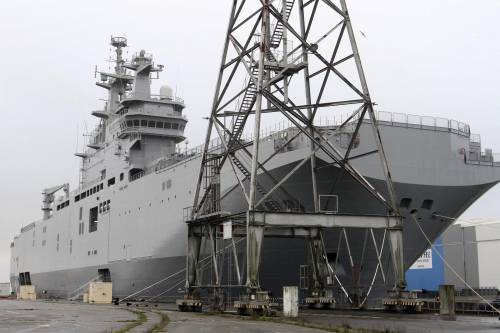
(306, 232), (335, 309)
(177, 228), (202, 312)
(234, 218), (271, 316)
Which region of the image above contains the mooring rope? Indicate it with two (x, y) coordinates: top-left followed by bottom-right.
(119, 237), (246, 303)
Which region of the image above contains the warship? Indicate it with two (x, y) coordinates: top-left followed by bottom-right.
(9, 35), (500, 305)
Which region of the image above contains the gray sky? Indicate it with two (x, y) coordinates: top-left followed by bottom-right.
(1, 0), (499, 282)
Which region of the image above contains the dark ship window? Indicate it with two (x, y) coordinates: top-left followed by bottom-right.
(421, 199), (434, 210)
(164, 122), (171, 129)
(133, 120), (140, 127)
(89, 207), (98, 233)
(156, 122), (164, 129)
(148, 121), (155, 128)
(108, 177), (116, 187)
(400, 198), (412, 209)
(141, 120), (147, 127)
(172, 123), (179, 130)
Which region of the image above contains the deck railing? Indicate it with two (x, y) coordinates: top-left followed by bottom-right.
(371, 111), (471, 137)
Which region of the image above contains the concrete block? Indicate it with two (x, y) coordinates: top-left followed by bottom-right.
(283, 286), (298, 317)
(17, 285), (36, 301)
(83, 293), (89, 303)
(439, 284), (456, 320)
(88, 282), (112, 304)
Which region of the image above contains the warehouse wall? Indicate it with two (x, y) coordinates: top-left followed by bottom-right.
(475, 224), (500, 289)
(443, 225), (479, 289)
(404, 223), (500, 291)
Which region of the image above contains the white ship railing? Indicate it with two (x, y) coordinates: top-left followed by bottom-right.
(138, 110), (499, 179)
(172, 111), (473, 163)
(465, 152), (500, 167)
(123, 92), (184, 104)
(372, 111), (470, 137)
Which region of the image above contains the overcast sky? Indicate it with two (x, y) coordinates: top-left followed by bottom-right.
(1, 0), (499, 282)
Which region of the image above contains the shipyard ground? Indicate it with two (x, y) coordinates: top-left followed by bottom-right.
(1, 300), (500, 333)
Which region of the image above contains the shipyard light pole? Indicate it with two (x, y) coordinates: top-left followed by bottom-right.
(178, 0), (412, 313)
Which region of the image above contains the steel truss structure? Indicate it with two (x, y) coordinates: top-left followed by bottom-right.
(179, 0), (410, 312)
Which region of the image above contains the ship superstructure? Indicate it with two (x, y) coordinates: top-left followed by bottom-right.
(77, 37), (187, 191)
(9, 36), (500, 306)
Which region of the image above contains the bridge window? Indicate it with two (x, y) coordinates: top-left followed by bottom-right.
(172, 123), (179, 130)
(148, 120), (155, 128)
(164, 122), (171, 129)
(141, 120), (147, 127)
(156, 121), (164, 129)
(108, 177), (115, 187)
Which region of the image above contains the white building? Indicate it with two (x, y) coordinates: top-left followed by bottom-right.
(0, 283), (10, 297)
(443, 220), (500, 290)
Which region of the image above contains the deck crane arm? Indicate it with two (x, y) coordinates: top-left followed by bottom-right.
(41, 183), (69, 220)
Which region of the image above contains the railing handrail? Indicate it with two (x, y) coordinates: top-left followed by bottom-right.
(123, 92), (184, 104)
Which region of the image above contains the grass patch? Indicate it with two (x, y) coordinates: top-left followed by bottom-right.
(148, 311), (170, 333)
(207, 312), (405, 333)
(115, 309), (147, 333)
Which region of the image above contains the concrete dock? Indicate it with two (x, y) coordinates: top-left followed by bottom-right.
(0, 299), (136, 333)
(1, 299), (500, 333)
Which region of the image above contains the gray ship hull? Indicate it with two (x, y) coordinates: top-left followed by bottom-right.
(12, 158), (497, 304)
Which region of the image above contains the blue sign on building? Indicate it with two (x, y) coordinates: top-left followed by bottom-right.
(405, 236), (444, 291)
